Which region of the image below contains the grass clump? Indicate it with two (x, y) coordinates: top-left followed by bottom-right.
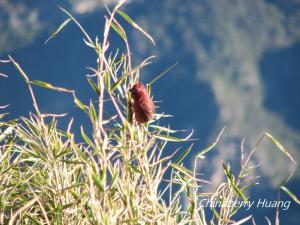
(0, 1), (299, 224)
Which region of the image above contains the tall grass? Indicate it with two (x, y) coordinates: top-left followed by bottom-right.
(0, 1), (299, 224)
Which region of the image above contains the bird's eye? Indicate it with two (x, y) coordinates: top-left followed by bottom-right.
(130, 88), (136, 94)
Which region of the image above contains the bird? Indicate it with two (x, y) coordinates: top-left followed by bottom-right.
(129, 82), (155, 124)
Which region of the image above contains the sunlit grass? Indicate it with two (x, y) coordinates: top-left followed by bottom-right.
(0, 1), (299, 224)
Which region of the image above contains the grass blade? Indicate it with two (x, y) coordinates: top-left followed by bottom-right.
(45, 18), (71, 44)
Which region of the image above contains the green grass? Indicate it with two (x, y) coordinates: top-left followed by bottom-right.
(0, 1), (299, 224)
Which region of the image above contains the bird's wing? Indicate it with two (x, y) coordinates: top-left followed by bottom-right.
(139, 97), (155, 115)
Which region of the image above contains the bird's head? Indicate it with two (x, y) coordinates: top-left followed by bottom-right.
(129, 82), (147, 98)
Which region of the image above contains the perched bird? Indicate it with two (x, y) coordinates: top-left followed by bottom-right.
(129, 82), (155, 124)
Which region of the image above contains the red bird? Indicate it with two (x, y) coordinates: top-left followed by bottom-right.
(129, 82), (155, 124)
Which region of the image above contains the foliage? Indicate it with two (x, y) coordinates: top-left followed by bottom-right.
(0, 1), (298, 224)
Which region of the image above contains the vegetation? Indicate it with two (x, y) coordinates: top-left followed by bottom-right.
(0, 1), (298, 224)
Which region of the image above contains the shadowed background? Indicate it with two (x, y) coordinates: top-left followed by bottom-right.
(0, 0), (299, 223)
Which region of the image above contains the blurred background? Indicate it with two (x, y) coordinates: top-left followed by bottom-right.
(0, 0), (299, 223)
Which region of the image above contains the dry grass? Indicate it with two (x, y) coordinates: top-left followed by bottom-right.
(0, 1), (298, 224)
